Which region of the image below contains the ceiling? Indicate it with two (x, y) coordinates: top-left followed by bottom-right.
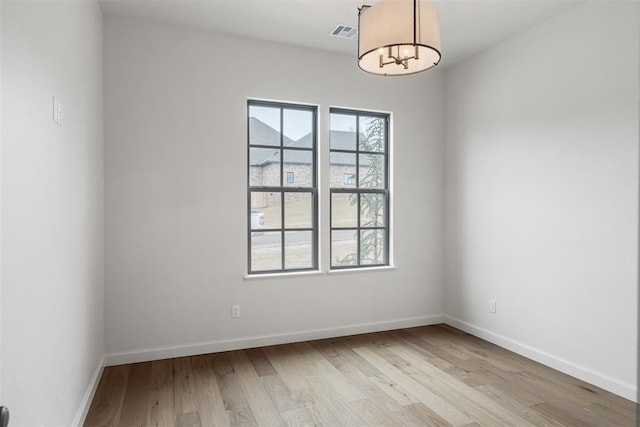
(100, 0), (581, 67)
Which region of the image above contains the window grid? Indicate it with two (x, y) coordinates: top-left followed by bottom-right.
(247, 100), (318, 274)
(329, 108), (390, 269)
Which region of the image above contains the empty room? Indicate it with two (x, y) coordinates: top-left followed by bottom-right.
(0, 0), (638, 425)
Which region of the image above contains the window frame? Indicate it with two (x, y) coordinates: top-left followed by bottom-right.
(329, 108), (390, 270)
(247, 100), (318, 275)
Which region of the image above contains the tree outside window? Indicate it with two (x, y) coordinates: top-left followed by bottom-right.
(329, 109), (389, 268)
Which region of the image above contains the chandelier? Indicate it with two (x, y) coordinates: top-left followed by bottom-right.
(358, 0), (441, 76)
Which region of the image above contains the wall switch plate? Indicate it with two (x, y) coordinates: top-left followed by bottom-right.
(52, 96), (62, 126)
(231, 304), (240, 318)
(489, 299), (496, 314)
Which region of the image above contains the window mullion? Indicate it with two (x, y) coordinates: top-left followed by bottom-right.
(279, 107), (284, 188)
(281, 190), (285, 270)
(279, 108), (285, 270)
(357, 193), (361, 266)
(355, 113), (361, 266)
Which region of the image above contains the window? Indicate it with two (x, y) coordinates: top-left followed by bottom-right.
(329, 108), (389, 269)
(343, 173), (356, 185)
(248, 100), (317, 274)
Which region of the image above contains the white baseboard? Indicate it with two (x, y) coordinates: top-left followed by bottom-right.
(72, 355), (105, 427)
(443, 315), (638, 403)
(103, 315), (444, 367)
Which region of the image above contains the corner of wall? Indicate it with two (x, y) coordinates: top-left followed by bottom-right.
(0, 0), (4, 405)
(72, 356), (105, 427)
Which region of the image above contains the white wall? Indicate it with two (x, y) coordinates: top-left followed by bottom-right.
(445, 1), (638, 401)
(0, 0), (4, 406)
(104, 16), (446, 362)
(1, 1), (104, 425)
(0, 2), (4, 412)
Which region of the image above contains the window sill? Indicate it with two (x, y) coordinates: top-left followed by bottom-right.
(244, 265), (397, 280)
(244, 270), (325, 280)
(327, 265), (397, 275)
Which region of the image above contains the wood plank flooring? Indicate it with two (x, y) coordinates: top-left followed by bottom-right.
(85, 325), (637, 426)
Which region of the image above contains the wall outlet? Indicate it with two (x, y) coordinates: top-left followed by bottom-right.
(489, 299), (496, 314)
(231, 304), (241, 318)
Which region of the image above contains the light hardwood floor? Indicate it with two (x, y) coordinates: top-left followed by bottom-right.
(85, 325), (636, 426)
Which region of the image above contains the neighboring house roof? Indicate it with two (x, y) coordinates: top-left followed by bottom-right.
(249, 116), (296, 147)
(294, 129), (361, 151)
(249, 118), (373, 167)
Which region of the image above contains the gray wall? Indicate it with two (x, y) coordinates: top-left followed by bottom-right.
(1, 1), (104, 424)
(444, 1), (638, 400)
(104, 16), (446, 362)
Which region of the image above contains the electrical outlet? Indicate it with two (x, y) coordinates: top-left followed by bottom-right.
(231, 304), (241, 318)
(489, 299), (496, 314)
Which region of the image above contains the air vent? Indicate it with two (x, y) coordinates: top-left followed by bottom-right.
(329, 24), (357, 39)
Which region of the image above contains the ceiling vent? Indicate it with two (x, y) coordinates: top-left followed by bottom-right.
(329, 24), (357, 39)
